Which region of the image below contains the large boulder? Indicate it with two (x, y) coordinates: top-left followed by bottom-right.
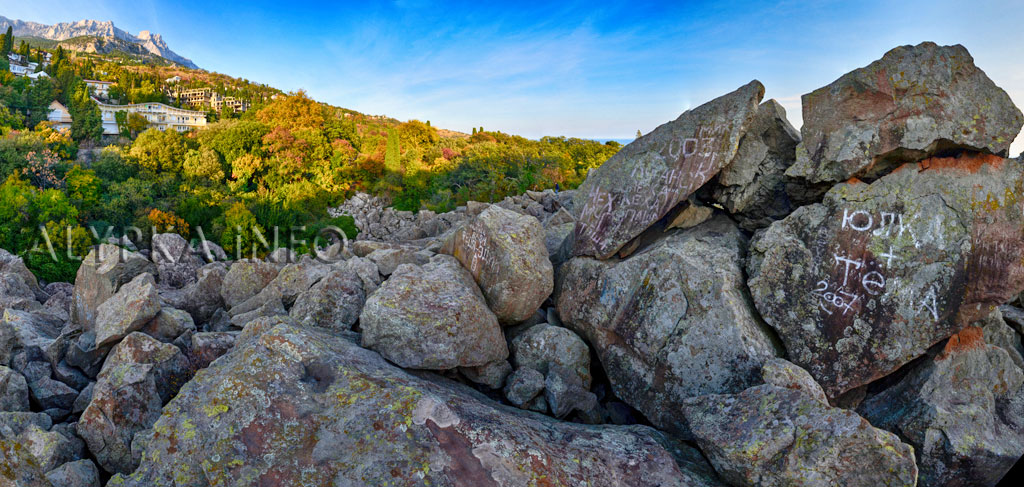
(71, 244), (156, 330)
(45, 459), (101, 487)
(682, 358), (918, 487)
(858, 325), (1024, 487)
(557, 215), (779, 437)
(78, 362), (162, 474)
(113, 324), (724, 487)
(0, 437), (52, 487)
(219, 260), (280, 310)
(0, 248), (45, 312)
(0, 365), (29, 411)
(748, 153), (1024, 398)
(709, 99), (808, 230)
(510, 323), (591, 387)
(150, 233), (204, 289)
(289, 268), (364, 331)
(441, 205), (554, 324)
(94, 273), (161, 349)
(787, 42), (1024, 185)
(160, 263), (228, 326)
(100, 332), (192, 403)
(569, 81), (764, 259)
(360, 256), (507, 370)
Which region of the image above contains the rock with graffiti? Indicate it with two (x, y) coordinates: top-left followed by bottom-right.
(569, 80), (764, 259)
(748, 152), (1024, 399)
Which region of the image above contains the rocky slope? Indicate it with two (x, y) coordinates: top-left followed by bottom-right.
(0, 15), (198, 69)
(3, 41), (1024, 486)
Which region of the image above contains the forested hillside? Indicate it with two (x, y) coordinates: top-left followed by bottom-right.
(0, 37), (622, 282)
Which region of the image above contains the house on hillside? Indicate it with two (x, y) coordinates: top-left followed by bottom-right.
(92, 98), (207, 135)
(169, 86), (250, 113)
(46, 101), (72, 132)
(84, 80), (115, 99)
(7, 53), (40, 77)
(165, 75), (182, 83)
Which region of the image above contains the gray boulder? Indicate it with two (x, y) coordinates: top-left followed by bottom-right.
(366, 247), (425, 276)
(17, 423), (85, 472)
(195, 240), (228, 263)
(510, 323), (591, 387)
(441, 205), (554, 324)
(114, 324), (725, 487)
(45, 459), (101, 487)
(290, 268), (365, 331)
(557, 215), (779, 437)
(748, 152), (1024, 398)
(0, 365), (28, 411)
(545, 365), (597, 419)
(78, 362), (162, 474)
(219, 260), (280, 310)
(71, 244), (155, 330)
(504, 366), (546, 407)
(187, 332), (237, 370)
(858, 324), (1024, 487)
(100, 332), (192, 403)
(338, 256), (382, 296)
(459, 359), (512, 389)
(151, 233), (204, 288)
(710, 99), (809, 230)
(94, 273), (161, 348)
(682, 359), (918, 487)
(139, 307), (196, 343)
(787, 42), (1024, 185)
(570, 81), (764, 259)
(361, 256), (507, 370)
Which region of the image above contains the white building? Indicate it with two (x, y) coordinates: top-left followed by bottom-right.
(84, 80), (115, 99)
(9, 63), (31, 76)
(165, 75), (182, 83)
(93, 98), (207, 135)
(46, 101), (72, 132)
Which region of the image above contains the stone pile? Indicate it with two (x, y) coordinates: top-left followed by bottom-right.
(3, 41), (1024, 486)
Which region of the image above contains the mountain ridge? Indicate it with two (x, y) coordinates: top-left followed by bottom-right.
(0, 15), (198, 69)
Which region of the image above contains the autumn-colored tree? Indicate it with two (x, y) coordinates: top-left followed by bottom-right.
(255, 90), (324, 130)
(147, 208), (190, 238)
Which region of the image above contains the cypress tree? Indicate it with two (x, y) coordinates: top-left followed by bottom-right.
(1, 26), (12, 55)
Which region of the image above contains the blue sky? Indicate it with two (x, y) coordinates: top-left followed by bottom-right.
(4, 1), (1024, 153)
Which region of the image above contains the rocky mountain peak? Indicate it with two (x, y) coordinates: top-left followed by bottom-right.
(0, 15), (198, 69)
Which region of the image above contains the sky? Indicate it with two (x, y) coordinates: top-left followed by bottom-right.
(4, 0), (1024, 154)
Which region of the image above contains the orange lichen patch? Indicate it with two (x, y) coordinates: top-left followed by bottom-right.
(846, 177), (865, 185)
(937, 326), (986, 360)
(918, 153), (1004, 173)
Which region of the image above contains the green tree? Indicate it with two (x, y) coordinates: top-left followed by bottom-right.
(384, 129), (401, 174)
(69, 84), (103, 143)
(1, 27), (12, 56)
(129, 128), (190, 172)
(219, 201), (265, 258)
(65, 165), (102, 219)
(183, 147), (225, 184)
(114, 110), (129, 137)
(127, 112), (149, 137)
